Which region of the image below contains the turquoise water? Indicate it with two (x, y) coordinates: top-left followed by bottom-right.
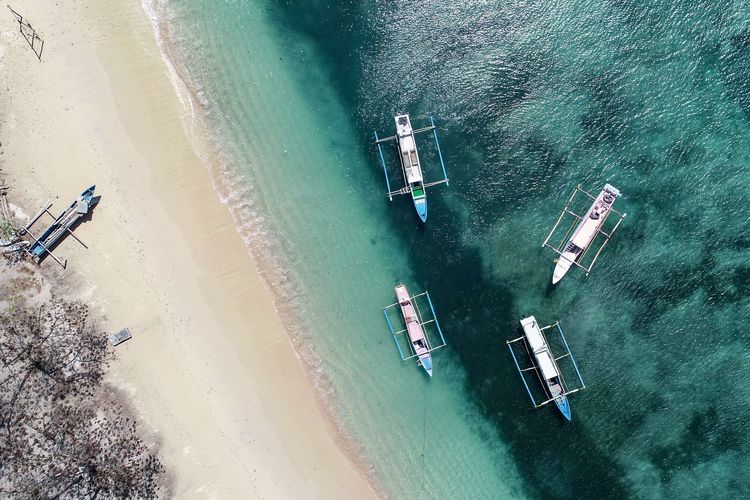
(152, 0), (750, 498)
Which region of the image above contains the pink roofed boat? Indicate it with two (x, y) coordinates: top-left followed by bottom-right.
(383, 284), (446, 377)
(395, 284), (433, 376)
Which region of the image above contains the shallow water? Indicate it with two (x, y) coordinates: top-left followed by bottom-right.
(154, 0), (750, 498)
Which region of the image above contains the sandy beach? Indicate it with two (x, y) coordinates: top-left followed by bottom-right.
(0, 1), (376, 498)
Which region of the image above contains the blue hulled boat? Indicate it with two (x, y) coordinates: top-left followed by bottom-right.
(373, 114), (449, 223)
(29, 185), (98, 258)
(507, 317), (586, 421)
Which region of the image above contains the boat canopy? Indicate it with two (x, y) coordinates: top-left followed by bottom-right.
(535, 351), (559, 380)
(404, 165), (423, 183)
(400, 135), (416, 150)
(398, 128), (423, 184)
(521, 317), (560, 380)
(521, 317), (544, 350)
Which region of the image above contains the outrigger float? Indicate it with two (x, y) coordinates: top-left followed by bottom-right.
(542, 184), (626, 284)
(20, 185), (100, 268)
(374, 115), (449, 222)
(383, 284), (446, 377)
(507, 317), (585, 421)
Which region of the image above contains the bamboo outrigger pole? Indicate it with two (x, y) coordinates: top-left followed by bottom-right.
(21, 225), (66, 268)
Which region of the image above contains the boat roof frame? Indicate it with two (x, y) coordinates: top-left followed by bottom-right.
(383, 289), (447, 363)
(541, 184), (627, 276)
(373, 116), (449, 200)
(506, 320), (586, 409)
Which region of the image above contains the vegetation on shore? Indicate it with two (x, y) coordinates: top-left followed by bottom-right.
(0, 182), (166, 498)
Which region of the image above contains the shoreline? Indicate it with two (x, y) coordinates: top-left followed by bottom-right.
(139, 0), (383, 492)
(0, 1), (377, 497)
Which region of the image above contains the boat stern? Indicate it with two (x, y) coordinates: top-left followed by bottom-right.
(413, 197), (427, 223)
(420, 355), (433, 377)
(552, 253), (575, 284)
(555, 396), (572, 421)
(30, 243), (46, 257)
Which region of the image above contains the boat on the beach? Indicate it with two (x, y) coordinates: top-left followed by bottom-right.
(23, 185), (99, 267)
(506, 316), (585, 421)
(542, 184), (626, 284)
(383, 284), (447, 377)
(373, 115), (449, 222)
(29, 185), (98, 257)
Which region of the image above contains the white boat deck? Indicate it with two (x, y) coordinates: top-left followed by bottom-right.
(552, 184), (621, 283)
(520, 316), (559, 381)
(395, 115), (424, 184)
(570, 185), (618, 247)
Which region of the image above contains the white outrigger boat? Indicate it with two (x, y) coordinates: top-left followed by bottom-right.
(374, 115), (449, 222)
(383, 284), (446, 377)
(507, 317), (585, 421)
(542, 184), (626, 284)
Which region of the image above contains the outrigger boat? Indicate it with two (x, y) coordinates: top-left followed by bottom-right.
(507, 317), (585, 421)
(542, 184), (626, 284)
(383, 284), (447, 377)
(374, 115), (449, 222)
(21, 185), (99, 267)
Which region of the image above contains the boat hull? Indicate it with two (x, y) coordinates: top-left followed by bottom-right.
(521, 317), (574, 420)
(30, 185), (97, 257)
(551, 184), (620, 284)
(552, 251), (576, 284)
(420, 354), (433, 377)
(413, 197), (427, 222)
(554, 395), (571, 421)
(555, 396), (573, 422)
(395, 284), (433, 377)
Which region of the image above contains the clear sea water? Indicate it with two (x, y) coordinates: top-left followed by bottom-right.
(149, 1), (750, 498)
